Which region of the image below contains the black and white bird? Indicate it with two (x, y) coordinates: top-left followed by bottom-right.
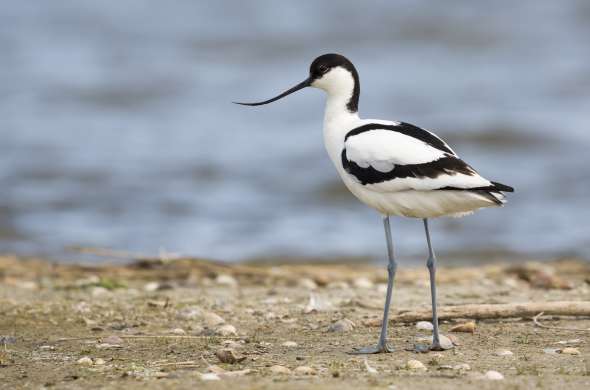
(236, 53), (513, 354)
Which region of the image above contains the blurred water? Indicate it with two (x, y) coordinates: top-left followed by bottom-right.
(1, 1), (589, 263)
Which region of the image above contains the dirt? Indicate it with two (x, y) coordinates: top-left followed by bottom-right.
(1, 255), (589, 389)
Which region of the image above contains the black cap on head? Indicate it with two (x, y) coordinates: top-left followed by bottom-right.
(234, 53), (359, 112)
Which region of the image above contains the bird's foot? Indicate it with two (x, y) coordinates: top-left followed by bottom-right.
(349, 343), (394, 354)
(414, 341), (453, 353)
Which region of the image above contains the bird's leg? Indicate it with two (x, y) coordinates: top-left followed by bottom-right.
(415, 218), (453, 353)
(350, 216), (396, 354)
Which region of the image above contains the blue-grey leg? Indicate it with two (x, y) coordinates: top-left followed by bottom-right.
(350, 215), (396, 354)
(415, 218), (453, 352)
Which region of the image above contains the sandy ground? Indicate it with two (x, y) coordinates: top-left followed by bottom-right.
(0, 255), (589, 389)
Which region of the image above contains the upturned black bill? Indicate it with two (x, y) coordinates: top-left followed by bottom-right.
(233, 78), (311, 106)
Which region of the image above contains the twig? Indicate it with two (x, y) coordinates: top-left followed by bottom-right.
(388, 301), (590, 323)
(153, 361), (198, 367)
(53, 334), (242, 342)
(532, 312), (590, 332)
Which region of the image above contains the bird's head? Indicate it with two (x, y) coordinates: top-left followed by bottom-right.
(234, 53), (359, 112)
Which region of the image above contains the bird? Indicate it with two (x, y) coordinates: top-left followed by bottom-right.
(235, 53), (513, 354)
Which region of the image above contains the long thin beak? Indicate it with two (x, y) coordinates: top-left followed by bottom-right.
(233, 78), (311, 106)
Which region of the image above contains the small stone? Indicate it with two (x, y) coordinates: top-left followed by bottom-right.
(299, 278), (318, 290)
(303, 293), (333, 313)
(204, 312), (226, 327)
(222, 340), (243, 349)
(353, 277), (374, 289)
(0, 336), (16, 345)
(450, 321), (476, 333)
(294, 366), (316, 375)
(215, 348), (246, 364)
(327, 319), (355, 333)
(416, 334), (454, 350)
(405, 359), (427, 371)
(270, 365), (292, 374)
(147, 299), (168, 308)
(143, 282), (160, 292)
(453, 363), (471, 371)
(327, 281), (349, 289)
(215, 274), (238, 287)
(416, 321), (433, 331)
(215, 324), (237, 336)
(561, 347), (581, 355)
(282, 341), (298, 347)
(169, 328), (186, 335)
(364, 358), (378, 374)
(494, 349), (513, 356)
(94, 358), (106, 365)
(77, 356), (93, 366)
(39, 345), (55, 351)
(264, 312), (276, 320)
(484, 370), (504, 380)
(103, 335), (124, 345)
(200, 372), (221, 381)
(556, 339), (583, 345)
(362, 318), (382, 327)
(544, 348), (560, 354)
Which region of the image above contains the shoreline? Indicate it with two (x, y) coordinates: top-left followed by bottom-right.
(1, 254), (589, 389)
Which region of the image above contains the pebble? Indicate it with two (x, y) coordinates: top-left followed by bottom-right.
(215, 324), (237, 337)
(327, 319), (355, 333)
(353, 277), (374, 289)
(327, 281), (349, 289)
(561, 347), (581, 355)
(222, 340), (243, 349)
(405, 359), (427, 371)
(143, 282), (160, 292)
(364, 358), (378, 374)
(416, 321), (433, 331)
(556, 339), (583, 345)
(362, 318), (382, 327)
(215, 274), (238, 287)
(215, 348), (246, 364)
(450, 321), (476, 333)
(94, 358), (106, 365)
(294, 366), (316, 375)
(204, 312), (226, 327)
(416, 334), (454, 350)
(270, 365), (292, 374)
(77, 357), (93, 366)
(282, 341), (298, 347)
(169, 328), (186, 335)
(453, 363), (471, 371)
(494, 349), (514, 356)
(39, 345), (55, 351)
(544, 348), (560, 354)
(200, 372), (221, 381)
(147, 299), (167, 308)
(298, 278), (318, 290)
(484, 370), (504, 380)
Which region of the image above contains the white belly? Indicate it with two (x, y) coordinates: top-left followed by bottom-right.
(340, 174), (498, 218)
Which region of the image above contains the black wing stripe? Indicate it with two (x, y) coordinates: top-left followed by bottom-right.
(344, 122), (455, 155)
(342, 151), (474, 185)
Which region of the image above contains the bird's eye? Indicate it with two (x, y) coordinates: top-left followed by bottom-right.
(318, 64), (329, 73)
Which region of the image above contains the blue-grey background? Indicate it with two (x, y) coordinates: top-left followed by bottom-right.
(1, 1), (588, 263)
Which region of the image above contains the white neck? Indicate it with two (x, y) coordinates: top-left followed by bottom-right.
(323, 93), (359, 126)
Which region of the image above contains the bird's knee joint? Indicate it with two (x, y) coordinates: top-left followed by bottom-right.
(387, 262), (397, 275)
(426, 257), (436, 270)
